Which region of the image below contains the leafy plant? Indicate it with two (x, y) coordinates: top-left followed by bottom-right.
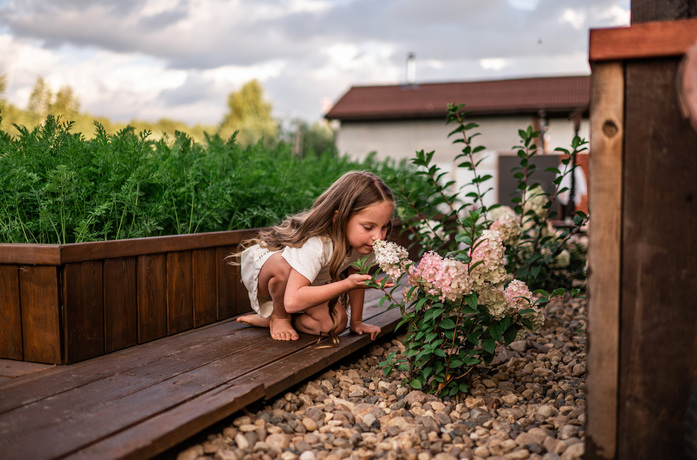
(355, 103), (589, 396)
(0, 116), (422, 244)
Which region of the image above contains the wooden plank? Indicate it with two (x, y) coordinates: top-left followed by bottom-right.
(590, 18), (697, 62)
(64, 261), (105, 363)
(104, 258), (138, 353)
(137, 254), (167, 343)
(60, 229), (256, 263)
(585, 61), (624, 460)
(0, 360), (54, 379)
(166, 251), (193, 335)
(216, 245), (242, 319)
(192, 248), (217, 327)
(244, 305), (403, 401)
(0, 265), (23, 360)
(65, 381), (265, 460)
(0, 330), (317, 459)
(0, 319), (246, 414)
(0, 245), (61, 265)
(19, 266), (62, 364)
(618, 57), (697, 460)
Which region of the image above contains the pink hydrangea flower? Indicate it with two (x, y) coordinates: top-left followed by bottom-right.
(469, 230), (507, 287)
(504, 279), (533, 312)
(410, 251), (472, 303)
(490, 213), (521, 245)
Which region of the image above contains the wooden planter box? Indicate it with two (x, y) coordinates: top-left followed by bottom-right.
(0, 230), (256, 365)
(587, 18), (697, 460)
(1, 224), (415, 366)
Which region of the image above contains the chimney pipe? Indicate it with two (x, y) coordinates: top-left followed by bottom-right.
(407, 53), (415, 85)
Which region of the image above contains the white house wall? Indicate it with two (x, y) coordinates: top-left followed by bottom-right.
(336, 116), (589, 205)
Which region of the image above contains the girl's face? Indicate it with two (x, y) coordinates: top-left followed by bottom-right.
(344, 201), (394, 254)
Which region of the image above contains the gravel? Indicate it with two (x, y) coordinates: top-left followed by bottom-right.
(173, 297), (586, 460)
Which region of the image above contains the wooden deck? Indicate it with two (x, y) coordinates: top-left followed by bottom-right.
(0, 290), (401, 460)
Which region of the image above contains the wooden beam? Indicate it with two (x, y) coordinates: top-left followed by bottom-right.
(0, 245), (61, 265)
(590, 18), (697, 62)
(586, 61), (624, 460)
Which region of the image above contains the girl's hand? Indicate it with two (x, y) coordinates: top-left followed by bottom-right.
(350, 321), (381, 340)
(345, 273), (373, 289)
(345, 274), (394, 290)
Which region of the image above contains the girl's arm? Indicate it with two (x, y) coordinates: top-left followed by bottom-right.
(283, 268), (370, 314)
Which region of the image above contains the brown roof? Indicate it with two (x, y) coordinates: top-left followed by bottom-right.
(325, 75), (590, 121)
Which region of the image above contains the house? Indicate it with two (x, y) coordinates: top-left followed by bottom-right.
(325, 75), (590, 214)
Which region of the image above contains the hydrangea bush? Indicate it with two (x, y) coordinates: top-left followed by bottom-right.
(354, 104), (589, 396)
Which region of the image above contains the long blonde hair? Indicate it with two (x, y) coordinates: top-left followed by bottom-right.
(235, 171), (395, 342)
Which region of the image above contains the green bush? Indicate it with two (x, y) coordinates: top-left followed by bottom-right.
(356, 104), (589, 396)
(0, 116), (418, 244)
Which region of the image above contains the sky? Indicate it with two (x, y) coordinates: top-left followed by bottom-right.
(0, 0), (630, 126)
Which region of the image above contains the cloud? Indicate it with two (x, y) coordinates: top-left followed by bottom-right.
(0, 0), (630, 124)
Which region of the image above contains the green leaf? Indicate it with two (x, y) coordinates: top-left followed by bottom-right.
(482, 338), (496, 354)
(409, 378), (423, 389)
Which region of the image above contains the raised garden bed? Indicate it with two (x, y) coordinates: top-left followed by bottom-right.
(1, 226), (413, 365)
(0, 230), (256, 365)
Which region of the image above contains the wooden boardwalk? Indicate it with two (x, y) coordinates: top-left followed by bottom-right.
(0, 291), (401, 460)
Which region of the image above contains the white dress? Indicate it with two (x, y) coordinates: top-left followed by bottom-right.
(240, 236), (368, 317)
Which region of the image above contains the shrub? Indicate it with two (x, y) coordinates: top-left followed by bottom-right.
(355, 104), (589, 396)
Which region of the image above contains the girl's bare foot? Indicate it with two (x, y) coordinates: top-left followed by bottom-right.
(270, 315), (300, 341)
(236, 314), (299, 341)
(237, 314), (270, 327)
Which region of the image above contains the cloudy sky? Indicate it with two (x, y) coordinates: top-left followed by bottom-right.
(0, 0), (630, 126)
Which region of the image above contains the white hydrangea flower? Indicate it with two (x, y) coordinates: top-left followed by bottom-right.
(373, 239), (410, 279)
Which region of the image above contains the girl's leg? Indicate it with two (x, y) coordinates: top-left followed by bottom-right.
(237, 253), (299, 341)
(294, 302), (348, 337)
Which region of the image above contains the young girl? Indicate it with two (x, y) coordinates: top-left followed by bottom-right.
(234, 171), (394, 343)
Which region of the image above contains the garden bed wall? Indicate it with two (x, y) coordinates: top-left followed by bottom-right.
(0, 230), (256, 365)
(1, 225), (414, 365)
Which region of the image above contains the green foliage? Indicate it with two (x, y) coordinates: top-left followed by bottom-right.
(364, 104), (589, 396)
(218, 79), (278, 146)
(0, 115), (418, 244)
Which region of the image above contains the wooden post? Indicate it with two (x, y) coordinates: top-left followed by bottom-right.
(588, 15), (697, 460)
(586, 62), (624, 460)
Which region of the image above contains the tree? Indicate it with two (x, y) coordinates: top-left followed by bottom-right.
(27, 77), (52, 119)
(50, 85), (80, 119)
(218, 79), (277, 145)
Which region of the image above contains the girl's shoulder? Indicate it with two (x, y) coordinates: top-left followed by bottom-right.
(284, 235), (333, 259)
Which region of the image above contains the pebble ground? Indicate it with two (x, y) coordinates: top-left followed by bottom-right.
(173, 297), (586, 460)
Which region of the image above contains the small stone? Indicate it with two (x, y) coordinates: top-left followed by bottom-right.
(302, 417), (319, 432)
(234, 433), (249, 450)
(473, 445), (490, 457)
(299, 451), (316, 460)
(559, 425), (579, 440)
(502, 393), (518, 405)
(177, 445), (203, 460)
(266, 433), (290, 450)
(214, 449), (238, 460)
(560, 442), (584, 459)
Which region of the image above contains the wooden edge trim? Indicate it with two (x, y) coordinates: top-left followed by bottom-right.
(0, 231), (256, 265)
(59, 229), (258, 263)
(0, 245), (62, 265)
(590, 18), (697, 62)
(585, 61), (624, 459)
